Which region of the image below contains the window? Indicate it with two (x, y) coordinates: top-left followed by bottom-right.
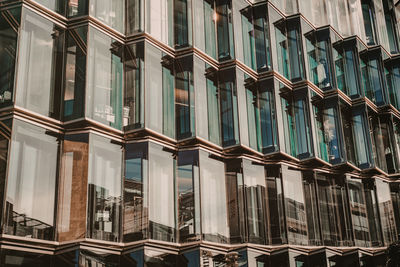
(4, 120), (59, 240)
(302, 173), (321, 246)
(16, 9), (64, 119)
(0, 8), (19, 109)
(203, 0), (234, 61)
(123, 142), (148, 242)
(362, 0), (378, 45)
(386, 61), (400, 110)
(241, 5), (271, 72)
(86, 27), (123, 130)
(87, 134), (122, 242)
(376, 179), (397, 245)
(124, 42), (144, 130)
(90, 0), (124, 32)
(35, 0), (65, 15)
(383, 0), (399, 53)
(352, 108), (373, 169)
(68, 0), (88, 17)
(361, 54), (386, 106)
(206, 72), (221, 145)
(127, 0), (142, 34)
(246, 82), (278, 154)
(275, 20), (304, 81)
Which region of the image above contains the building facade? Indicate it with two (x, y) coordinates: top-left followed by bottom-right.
(0, 0), (400, 266)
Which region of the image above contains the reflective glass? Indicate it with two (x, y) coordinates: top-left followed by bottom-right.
(57, 134), (88, 242)
(148, 143), (175, 241)
(364, 180), (383, 246)
(146, 0), (173, 46)
(352, 110), (372, 169)
(174, 0), (191, 48)
(376, 179), (397, 245)
(5, 120), (58, 240)
(302, 173), (321, 246)
(199, 151), (229, 243)
(16, 9), (64, 119)
(68, 0), (88, 17)
(86, 27), (123, 129)
(362, 0), (378, 45)
(89, 0), (124, 32)
(216, 0), (234, 61)
(361, 57), (386, 106)
(204, 0), (217, 59)
(386, 64), (400, 110)
(220, 70), (239, 147)
(206, 74), (220, 145)
(127, 0), (142, 34)
(0, 249), (52, 267)
(383, 0), (399, 53)
(34, 0), (65, 15)
(87, 134), (122, 242)
(306, 37), (332, 90)
(123, 143), (148, 242)
(0, 8), (19, 108)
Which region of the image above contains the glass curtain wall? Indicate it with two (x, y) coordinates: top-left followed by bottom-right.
(15, 8), (64, 119)
(86, 27), (123, 130)
(87, 134), (122, 242)
(4, 120), (59, 240)
(0, 8), (19, 109)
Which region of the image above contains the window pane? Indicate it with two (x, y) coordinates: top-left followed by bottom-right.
(89, 0), (124, 32)
(162, 62), (175, 138)
(0, 8), (19, 109)
(123, 142), (148, 242)
(57, 134), (88, 242)
(63, 26), (87, 121)
(259, 87), (278, 153)
(5, 120), (58, 240)
(16, 9), (64, 119)
(362, 0), (378, 45)
(343, 47), (361, 98)
(86, 27), (123, 129)
(302, 173), (321, 246)
(34, 0), (65, 15)
(1, 249), (52, 267)
(68, 0), (88, 17)
(220, 70), (239, 147)
(216, 0), (234, 61)
(287, 27), (304, 81)
(204, 0), (217, 59)
(87, 134), (122, 242)
(127, 0), (142, 34)
(206, 75), (220, 145)
(148, 143), (175, 242)
(199, 151), (228, 243)
(352, 111), (372, 168)
(174, 0), (190, 48)
(376, 179), (397, 245)
(146, 0), (173, 46)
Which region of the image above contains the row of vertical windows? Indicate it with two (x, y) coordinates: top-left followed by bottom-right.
(1, 119), (399, 248)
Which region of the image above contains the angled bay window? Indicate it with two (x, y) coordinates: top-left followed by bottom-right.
(63, 26), (87, 121)
(4, 120), (59, 240)
(0, 8), (19, 109)
(15, 8), (64, 119)
(316, 174), (353, 246)
(360, 50), (387, 106)
(199, 151), (229, 243)
(312, 99), (344, 164)
(362, 0), (379, 45)
(124, 42), (144, 130)
(203, 0), (234, 61)
(332, 41), (363, 99)
(275, 18), (304, 82)
(148, 143), (175, 242)
(375, 179), (397, 245)
(176, 150), (201, 243)
(57, 134), (89, 242)
(123, 142), (148, 242)
(281, 166), (308, 245)
(87, 134), (122, 242)
(241, 4), (271, 72)
(281, 90), (313, 159)
(306, 30), (334, 90)
(86, 27), (123, 130)
(352, 106), (373, 169)
(246, 80), (278, 154)
(383, 0), (399, 53)
(265, 165), (286, 244)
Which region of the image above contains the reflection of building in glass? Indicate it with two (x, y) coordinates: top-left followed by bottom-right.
(1, 0), (400, 265)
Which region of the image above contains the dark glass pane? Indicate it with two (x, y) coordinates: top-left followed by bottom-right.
(124, 42), (144, 130)
(259, 87), (277, 153)
(87, 134), (122, 242)
(79, 250), (120, 267)
(4, 120), (58, 240)
(293, 98), (312, 159)
(162, 63), (175, 138)
(302, 173), (321, 246)
(362, 0), (378, 45)
(123, 142), (148, 242)
(63, 26), (87, 121)
(68, 0), (88, 17)
(364, 180), (383, 246)
(0, 8), (19, 109)
(254, 5), (271, 71)
(0, 250), (52, 267)
(307, 37), (332, 90)
(216, 0), (234, 61)
(287, 27), (304, 81)
(376, 179), (397, 245)
(343, 47), (361, 98)
(126, 0), (142, 34)
(206, 75), (220, 145)
(35, 0), (65, 15)
(0, 121), (9, 229)
(174, 0), (189, 48)
(204, 0), (217, 59)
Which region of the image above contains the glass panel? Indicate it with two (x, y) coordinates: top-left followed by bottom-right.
(302, 173), (321, 246)
(343, 46), (362, 98)
(259, 86), (278, 154)
(376, 179), (397, 245)
(176, 150), (200, 242)
(34, 0), (65, 15)
(175, 57), (195, 140)
(0, 249), (52, 267)
(146, 0), (173, 46)
(124, 42), (144, 130)
(206, 74), (220, 145)
(347, 179), (370, 247)
(361, 57), (386, 106)
(148, 143), (175, 242)
(293, 98), (312, 159)
(0, 122), (9, 230)
(275, 25), (290, 79)
(127, 0), (142, 34)
(362, 0), (378, 45)
(63, 26), (87, 121)
(333, 46), (346, 93)
(387, 64), (400, 110)
(364, 180), (383, 246)
(306, 37), (332, 90)
(0, 8), (19, 109)
(254, 5), (271, 71)
(281, 97), (297, 157)
(204, 0), (217, 59)
(246, 88), (261, 151)
(352, 110), (372, 168)
(242, 11), (256, 70)
(87, 134), (122, 242)
(57, 134), (88, 242)
(86, 27), (123, 129)
(199, 151), (229, 243)
(220, 70), (239, 147)
(5, 120), (58, 240)
(89, 0), (124, 32)
(383, 0), (399, 53)
(265, 166), (286, 244)
(162, 62), (175, 138)
(287, 26), (304, 81)
(243, 160), (266, 244)
(123, 143), (148, 242)
(16, 9), (64, 119)
(68, 0), (88, 17)
(281, 166), (308, 245)
(216, 0), (234, 61)
(390, 184), (400, 236)
(174, 0), (190, 48)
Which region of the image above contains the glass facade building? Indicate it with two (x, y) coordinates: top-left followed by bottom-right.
(0, 0), (400, 266)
